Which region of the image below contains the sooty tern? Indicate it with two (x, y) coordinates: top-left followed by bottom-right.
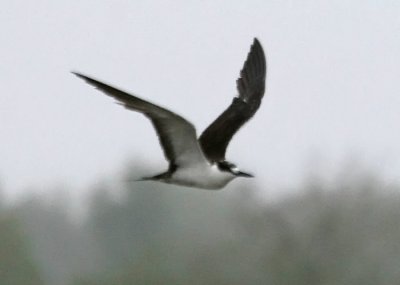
(73, 38), (266, 189)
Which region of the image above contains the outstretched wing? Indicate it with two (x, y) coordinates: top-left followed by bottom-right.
(73, 72), (207, 167)
(198, 38), (267, 162)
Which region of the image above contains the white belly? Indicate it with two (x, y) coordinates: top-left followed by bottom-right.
(167, 163), (236, 190)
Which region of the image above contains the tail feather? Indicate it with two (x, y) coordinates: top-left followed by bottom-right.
(135, 172), (169, 182)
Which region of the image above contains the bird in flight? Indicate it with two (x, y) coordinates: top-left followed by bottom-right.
(73, 38), (266, 189)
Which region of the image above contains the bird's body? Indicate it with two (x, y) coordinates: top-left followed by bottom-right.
(158, 162), (236, 190)
(73, 38), (266, 190)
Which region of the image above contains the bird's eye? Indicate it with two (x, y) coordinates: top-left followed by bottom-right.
(217, 161), (231, 171)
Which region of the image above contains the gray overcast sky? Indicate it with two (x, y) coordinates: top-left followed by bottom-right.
(1, 1), (400, 198)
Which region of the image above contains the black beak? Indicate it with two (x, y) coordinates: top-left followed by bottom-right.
(237, 171), (254, 178)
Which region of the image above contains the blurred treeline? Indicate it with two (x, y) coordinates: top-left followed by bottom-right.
(1, 165), (400, 285)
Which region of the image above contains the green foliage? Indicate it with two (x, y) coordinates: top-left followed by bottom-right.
(3, 167), (400, 285)
(0, 211), (43, 285)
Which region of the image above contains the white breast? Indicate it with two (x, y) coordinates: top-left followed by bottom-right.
(168, 163), (236, 190)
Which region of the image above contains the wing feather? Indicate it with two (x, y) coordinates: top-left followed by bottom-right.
(199, 38), (267, 161)
(73, 72), (207, 167)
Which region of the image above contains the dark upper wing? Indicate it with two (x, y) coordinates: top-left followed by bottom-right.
(199, 38), (267, 161)
(73, 72), (207, 167)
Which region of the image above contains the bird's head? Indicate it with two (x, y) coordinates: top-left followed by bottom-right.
(217, 161), (254, 178)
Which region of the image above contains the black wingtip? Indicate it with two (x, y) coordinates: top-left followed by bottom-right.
(253, 37), (262, 47)
(71, 71), (103, 88)
(71, 71), (87, 80)
(251, 38), (264, 55)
